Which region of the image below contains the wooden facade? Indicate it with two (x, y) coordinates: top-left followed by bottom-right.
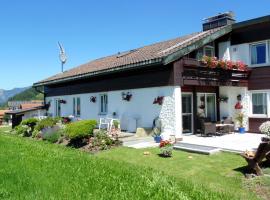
(45, 64), (175, 97)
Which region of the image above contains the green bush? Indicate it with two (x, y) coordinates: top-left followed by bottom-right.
(32, 129), (41, 138)
(35, 117), (59, 131)
(93, 130), (114, 150)
(113, 120), (120, 129)
(42, 131), (61, 143)
(21, 118), (39, 130)
(65, 120), (97, 139)
(14, 125), (31, 137)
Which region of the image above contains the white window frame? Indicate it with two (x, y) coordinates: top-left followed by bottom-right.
(99, 94), (108, 115)
(249, 40), (269, 67)
(55, 98), (61, 117)
(203, 45), (215, 57)
(197, 93), (217, 121)
(249, 90), (270, 118)
(73, 97), (81, 117)
(182, 92), (193, 135)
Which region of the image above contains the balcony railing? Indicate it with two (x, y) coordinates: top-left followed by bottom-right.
(181, 58), (249, 87)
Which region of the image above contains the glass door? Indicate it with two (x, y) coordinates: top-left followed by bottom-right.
(197, 93), (216, 122)
(182, 93), (193, 134)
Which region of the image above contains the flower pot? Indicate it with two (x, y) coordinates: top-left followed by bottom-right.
(239, 127), (245, 134)
(154, 135), (162, 143)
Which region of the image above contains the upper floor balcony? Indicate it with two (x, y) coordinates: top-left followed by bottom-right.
(180, 57), (250, 87)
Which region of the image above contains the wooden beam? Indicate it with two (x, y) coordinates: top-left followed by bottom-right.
(173, 60), (184, 86)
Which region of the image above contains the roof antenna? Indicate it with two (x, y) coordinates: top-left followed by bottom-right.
(58, 42), (67, 72)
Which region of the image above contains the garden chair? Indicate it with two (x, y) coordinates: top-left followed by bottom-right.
(223, 117), (235, 133)
(198, 117), (216, 136)
(99, 118), (113, 133)
(202, 122), (217, 136)
(241, 142), (270, 176)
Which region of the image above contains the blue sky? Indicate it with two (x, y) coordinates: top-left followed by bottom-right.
(0, 0), (269, 90)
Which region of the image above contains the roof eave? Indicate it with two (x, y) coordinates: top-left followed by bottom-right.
(163, 25), (232, 65)
(33, 58), (163, 87)
(233, 15), (270, 30)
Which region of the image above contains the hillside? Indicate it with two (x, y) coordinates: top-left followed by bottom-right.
(8, 87), (44, 101)
(0, 87), (28, 104)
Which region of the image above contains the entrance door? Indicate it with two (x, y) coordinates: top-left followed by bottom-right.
(197, 93), (216, 121)
(182, 93), (193, 134)
(55, 99), (61, 117)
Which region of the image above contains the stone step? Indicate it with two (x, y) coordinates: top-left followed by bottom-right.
(174, 142), (221, 155)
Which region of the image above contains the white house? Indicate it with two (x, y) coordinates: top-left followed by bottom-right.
(33, 13), (270, 138)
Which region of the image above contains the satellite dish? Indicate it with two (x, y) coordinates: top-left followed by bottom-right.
(58, 42), (67, 72)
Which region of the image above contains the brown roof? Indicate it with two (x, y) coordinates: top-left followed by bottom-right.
(5, 106), (44, 115)
(35, 26), (230, 86)
(20, 103), (43, 110)
(0, 110), (8, 116)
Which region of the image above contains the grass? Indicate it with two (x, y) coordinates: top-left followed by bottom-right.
(0, 127), (267, 199)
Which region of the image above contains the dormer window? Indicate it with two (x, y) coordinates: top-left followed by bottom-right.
(204, 46), (215, 57)
(196, 45), (215, 60)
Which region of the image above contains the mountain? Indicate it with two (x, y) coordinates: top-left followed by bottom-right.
(8, 87), (44, 101)
(0, 87), (29, 104)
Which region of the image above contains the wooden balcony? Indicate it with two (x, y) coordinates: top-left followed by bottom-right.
(181, 58), (250, 87)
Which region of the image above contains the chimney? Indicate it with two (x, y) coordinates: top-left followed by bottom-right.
(202, 11), (235, 31)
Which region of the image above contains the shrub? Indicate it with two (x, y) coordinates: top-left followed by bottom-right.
(35, 117), (59, 131)
(159, 140), (173, 157)
(113, 120), (120, 129)
(14, 125), (31, 137)
(21, 118), (39, 130)
(65, 120), (97, 139)
(42, 131), (61, 143)
(259, 121), (270, 137)
(32, 129), (41, 138)
(92, 130), (116, 150)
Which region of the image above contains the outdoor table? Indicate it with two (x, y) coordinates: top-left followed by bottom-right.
(216, 123), (234, 134)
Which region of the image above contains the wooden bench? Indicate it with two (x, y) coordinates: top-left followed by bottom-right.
(241, 142), (270, 176)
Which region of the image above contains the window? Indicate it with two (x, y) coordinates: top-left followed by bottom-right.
(73, 97), (81, 117)
(252, 93), (267, 115)
(251, 43), (267, 65)
(55, 99), (61, 117)
(204, 46), (214, 57)
(100, 94), (108, 114)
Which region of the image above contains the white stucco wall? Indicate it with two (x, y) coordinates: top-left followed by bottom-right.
(219, 86), (249, 130)
(45, 86), (182, 138)
(22, 109), (46, 120)
(218, 40), (270, 67)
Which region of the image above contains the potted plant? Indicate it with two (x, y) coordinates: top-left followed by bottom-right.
(259, 121), (270, 142)
(235, 112), (245, 133)
(152, 127), (162, 143)
(159, 140), (173, 157)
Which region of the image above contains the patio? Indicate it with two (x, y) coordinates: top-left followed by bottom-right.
(121, 132), (266, 153)
(179, 133), (265, 153)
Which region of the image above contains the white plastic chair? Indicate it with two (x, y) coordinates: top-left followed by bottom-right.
(99, 118), (113, 132)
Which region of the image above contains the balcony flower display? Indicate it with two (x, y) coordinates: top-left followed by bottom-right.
(201, 56), (248, 71)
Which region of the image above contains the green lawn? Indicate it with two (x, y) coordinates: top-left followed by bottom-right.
(0, 128), (267, 200)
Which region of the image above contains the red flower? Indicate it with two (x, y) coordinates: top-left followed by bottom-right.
(159, 140), (171, 148)
(235, 61), (247, 71)
(235, 102), (243, 110)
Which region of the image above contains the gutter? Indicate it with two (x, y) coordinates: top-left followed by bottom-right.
(33, 58), (163, 87)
